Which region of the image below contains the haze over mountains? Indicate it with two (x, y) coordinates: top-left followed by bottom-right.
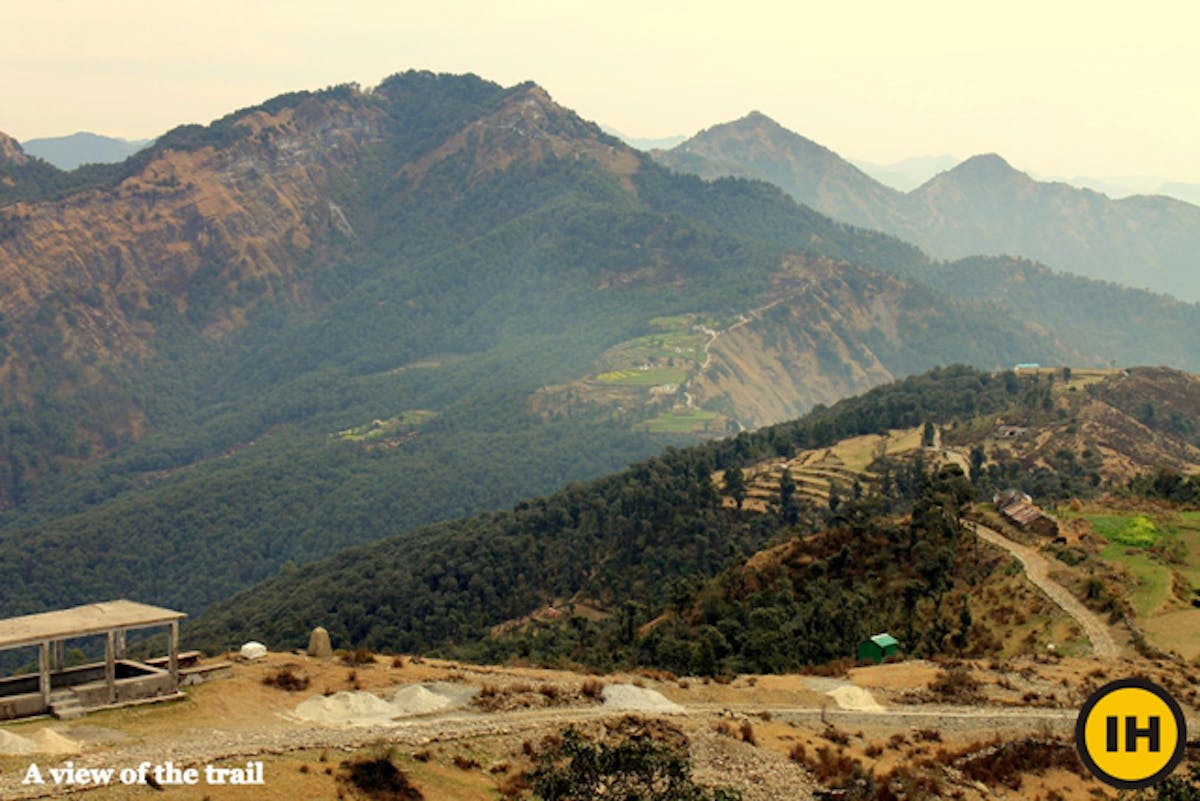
(0, 71), (1198, 624)
(21, 132), (151, 170)
(653, 112), (1200, 301)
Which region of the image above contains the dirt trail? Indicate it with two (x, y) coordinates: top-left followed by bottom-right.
(967, 521), (1120, 658)
(679, 295), (794, 423)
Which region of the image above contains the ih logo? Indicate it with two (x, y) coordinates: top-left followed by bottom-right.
(1076, 677), (1187, 789)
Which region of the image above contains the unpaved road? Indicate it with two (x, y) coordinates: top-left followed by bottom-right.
(967, 521), (1120, 658)
(10, 698), (1194, 799)
(0, 700), (1103, 800)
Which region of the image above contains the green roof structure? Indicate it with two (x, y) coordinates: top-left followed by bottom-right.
(857, 633), (900, 664)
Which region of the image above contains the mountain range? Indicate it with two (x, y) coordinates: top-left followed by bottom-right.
(21, 132), (152, 170)
(653, 112), (1200, 301)
(0, 71), (1198, 625)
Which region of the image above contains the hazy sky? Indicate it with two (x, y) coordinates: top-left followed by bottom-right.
(4, 0), (1198, 182)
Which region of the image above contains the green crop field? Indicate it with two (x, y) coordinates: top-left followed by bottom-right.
(642, 409), (719, 433)
(333, 410), (440, 442)
(595, 367), (689, 386)
(1070, 509), (1198, 619)
(605, 330), (707, 364)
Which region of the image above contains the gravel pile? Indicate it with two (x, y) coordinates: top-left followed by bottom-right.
(0, 730), (37, 755)
(294, 683), (476, 726)
(391, 685), (452, 715)
(31, 728), (81, 754)
(825, 685), (884, 712)
(294, 691), (399, 725)
(601, 684), (685, 713)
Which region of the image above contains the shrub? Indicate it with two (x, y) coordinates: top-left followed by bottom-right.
(929, 663), (982, 703)
(262, 667), (310, 692)
(338, 754), (423, 800)
(531, 721), (740, 801)
(956, 738), (1085, 791)
(347, 647), (377, 665)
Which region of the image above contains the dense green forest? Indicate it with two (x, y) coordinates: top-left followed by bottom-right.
(187, 366), (1031, 661)
(191, 365), (1196, 673)
(474, 464), (980, 674)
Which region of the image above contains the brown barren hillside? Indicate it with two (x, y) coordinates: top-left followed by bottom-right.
(400, 84), (640, 192)
(0, 97), (387, 379)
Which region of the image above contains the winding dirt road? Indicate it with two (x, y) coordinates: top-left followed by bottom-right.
(966, 521), (1120, 658)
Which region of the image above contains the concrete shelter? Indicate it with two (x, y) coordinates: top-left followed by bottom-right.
(0, 600), (185, 720)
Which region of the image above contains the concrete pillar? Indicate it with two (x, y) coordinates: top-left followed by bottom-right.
(51, 640), (64, 671)
(115, 629), (126, 658)
(105, 631), (116, 704)
(38, 641), (50, 710)
(168, 621), (179, 692)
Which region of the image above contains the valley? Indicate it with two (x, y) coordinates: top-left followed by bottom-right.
(1, 67), (1199, 800)
(0, 73), (1125, 624)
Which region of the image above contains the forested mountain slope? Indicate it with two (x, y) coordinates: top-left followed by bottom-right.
(0, 72), (1191, 624)
(189, 366), (1026, 654)
(189, 365), (1200, 668)
(656, 113), (1200, 301)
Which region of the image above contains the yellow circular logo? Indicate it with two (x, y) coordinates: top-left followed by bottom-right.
(1076, 677), (1187, 789)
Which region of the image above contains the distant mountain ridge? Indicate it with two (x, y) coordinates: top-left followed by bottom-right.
(21, 132), (151, 170)
(0, 71), (1078, 620)
(850, 154), (959, 192)
(654, 113), (1200, 301)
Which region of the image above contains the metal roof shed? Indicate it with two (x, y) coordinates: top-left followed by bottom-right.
(0, 600), (185, 720)
(857, 633), (900, 664)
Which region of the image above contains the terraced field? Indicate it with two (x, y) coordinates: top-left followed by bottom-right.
(724, 427), (925, 512)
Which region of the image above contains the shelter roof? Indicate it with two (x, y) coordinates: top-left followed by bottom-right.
(0, 601), (184, 650)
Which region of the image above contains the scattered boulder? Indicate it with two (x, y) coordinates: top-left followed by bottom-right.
(306, 627), (333, 658)
(239, 641), (267, 661)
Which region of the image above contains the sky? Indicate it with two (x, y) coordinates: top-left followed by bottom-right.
(4, 0), (1198, 183)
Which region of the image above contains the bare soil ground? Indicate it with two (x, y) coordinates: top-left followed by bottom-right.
(0, 650), (1195, 801)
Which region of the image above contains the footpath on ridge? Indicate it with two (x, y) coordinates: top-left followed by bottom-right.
(966, 520), (1120, 658)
